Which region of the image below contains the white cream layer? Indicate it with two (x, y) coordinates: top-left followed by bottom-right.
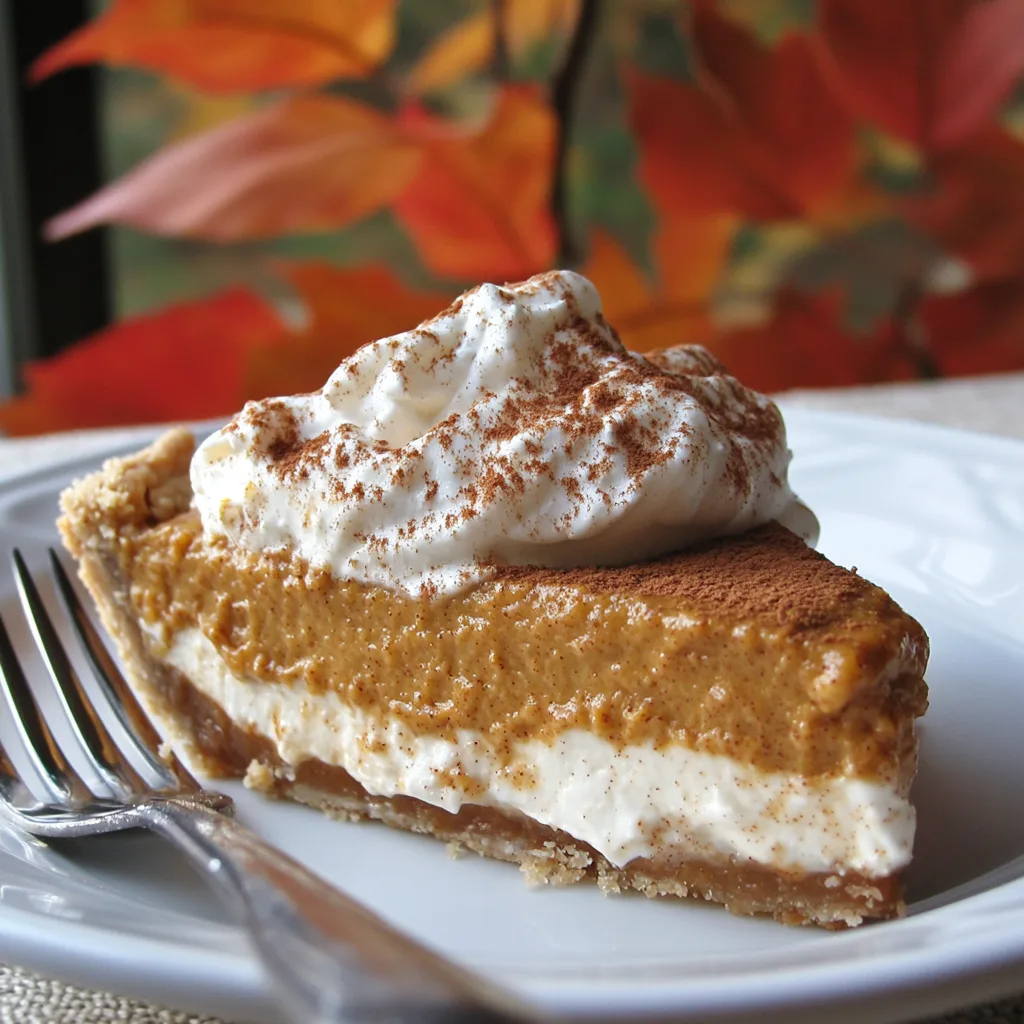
(165, 627), (913, 877)
(192, 272), (815, 597)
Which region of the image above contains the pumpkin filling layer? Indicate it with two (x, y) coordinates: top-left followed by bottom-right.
(126, 509), (927, 781)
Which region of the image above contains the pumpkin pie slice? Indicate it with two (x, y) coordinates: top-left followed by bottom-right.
(57, 273), (929, 928)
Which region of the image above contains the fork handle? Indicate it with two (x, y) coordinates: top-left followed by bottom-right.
(140, 799), (531, 1024)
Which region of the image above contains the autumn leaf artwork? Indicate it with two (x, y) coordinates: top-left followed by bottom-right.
(4, 0), (1024, 434)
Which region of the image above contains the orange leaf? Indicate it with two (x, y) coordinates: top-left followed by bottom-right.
(582, 232), (652, 322)
(708, 289), (913, 391)
(918, 282), (1024, 375)
(30, 0), (397, 93)
(656, 214), (737, 305)
(244, 262), (455, 395)
(0, 289), (284, 435)
(580, 221), (734, 352)
(627, 11), (855, 222)
(815, 0), (1024, 153)
(408, 0), (580, 94)
(393, 87), (557, 280)
(46, 95), (422, 242)
(909, 127), (1024, 279)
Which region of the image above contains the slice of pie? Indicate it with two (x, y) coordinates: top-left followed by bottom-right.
(57, 272), (928, 928)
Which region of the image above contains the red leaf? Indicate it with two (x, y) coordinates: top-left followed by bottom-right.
(30, 0), (397, 93)
(919, 282), (1024, 375)
(709, 289), (914, 391)
(0, 289), (284, 435)
(815, 0), (1024, 152)
(627, 10), (855, 222)
(46, 95), (422, 242)
(393, 87), (557, 280)
(909, 127), (1024, 280)
(628, 68), (785, 220)
(691, 7), (857, 217)
(0, 264), (461, 435)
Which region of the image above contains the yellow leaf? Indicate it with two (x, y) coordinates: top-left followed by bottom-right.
(505, 0), (580, 49)
(407, 9), (492, 94)
(718, 223), (816, 326)
(711, 0), (809, 42)
(407, 0), (580, 94)
(168, 83), (255, 139)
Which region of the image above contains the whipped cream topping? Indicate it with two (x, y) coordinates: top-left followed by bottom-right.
(193, 271), (815, 596)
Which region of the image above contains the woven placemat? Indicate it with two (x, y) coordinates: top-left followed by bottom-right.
(1, 963), (1022, 1023)
(0, 964), (225, 1024)
(1, 373), (1022, 1022)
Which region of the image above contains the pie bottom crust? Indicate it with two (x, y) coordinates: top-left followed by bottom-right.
(72, 544), (905, 930)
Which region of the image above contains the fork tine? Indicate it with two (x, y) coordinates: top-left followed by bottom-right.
(0, 736), (45, 813)
(12, 550), (149, 801)
(48, 550), (203, 794)
(0, 607), (92, 806)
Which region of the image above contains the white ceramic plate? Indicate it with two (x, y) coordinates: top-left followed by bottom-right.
(0, 409), (1022, 1024)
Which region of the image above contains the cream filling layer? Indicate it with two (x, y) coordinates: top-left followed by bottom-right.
(164, 627), (914, 877)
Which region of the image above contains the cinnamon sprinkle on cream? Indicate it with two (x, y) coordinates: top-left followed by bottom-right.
(191, 271), (814, 596)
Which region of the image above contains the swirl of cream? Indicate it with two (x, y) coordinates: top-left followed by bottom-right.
(192, 271), (816, 596)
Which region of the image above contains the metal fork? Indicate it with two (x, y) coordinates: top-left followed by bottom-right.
(0, 549), (534, 1024)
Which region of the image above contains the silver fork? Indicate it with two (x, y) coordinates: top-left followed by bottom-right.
(0, 549), (535, 1024)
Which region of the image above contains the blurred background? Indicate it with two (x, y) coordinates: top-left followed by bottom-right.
(1, 0), (1023, 433)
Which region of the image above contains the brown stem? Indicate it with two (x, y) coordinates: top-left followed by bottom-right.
(491, 0), (510, 82)
(892, 279), (941, 380)
(550, 0), (601, 267)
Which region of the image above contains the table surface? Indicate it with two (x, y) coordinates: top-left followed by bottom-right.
(1, 371), (1023, 1024)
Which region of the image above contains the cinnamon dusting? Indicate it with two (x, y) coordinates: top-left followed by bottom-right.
(227, 272), (793, 575)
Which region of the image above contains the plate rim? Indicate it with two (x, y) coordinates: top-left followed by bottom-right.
(0, 407), (1022, 1023)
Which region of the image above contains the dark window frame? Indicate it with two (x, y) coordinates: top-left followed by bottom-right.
(0, 1), (110, 398)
